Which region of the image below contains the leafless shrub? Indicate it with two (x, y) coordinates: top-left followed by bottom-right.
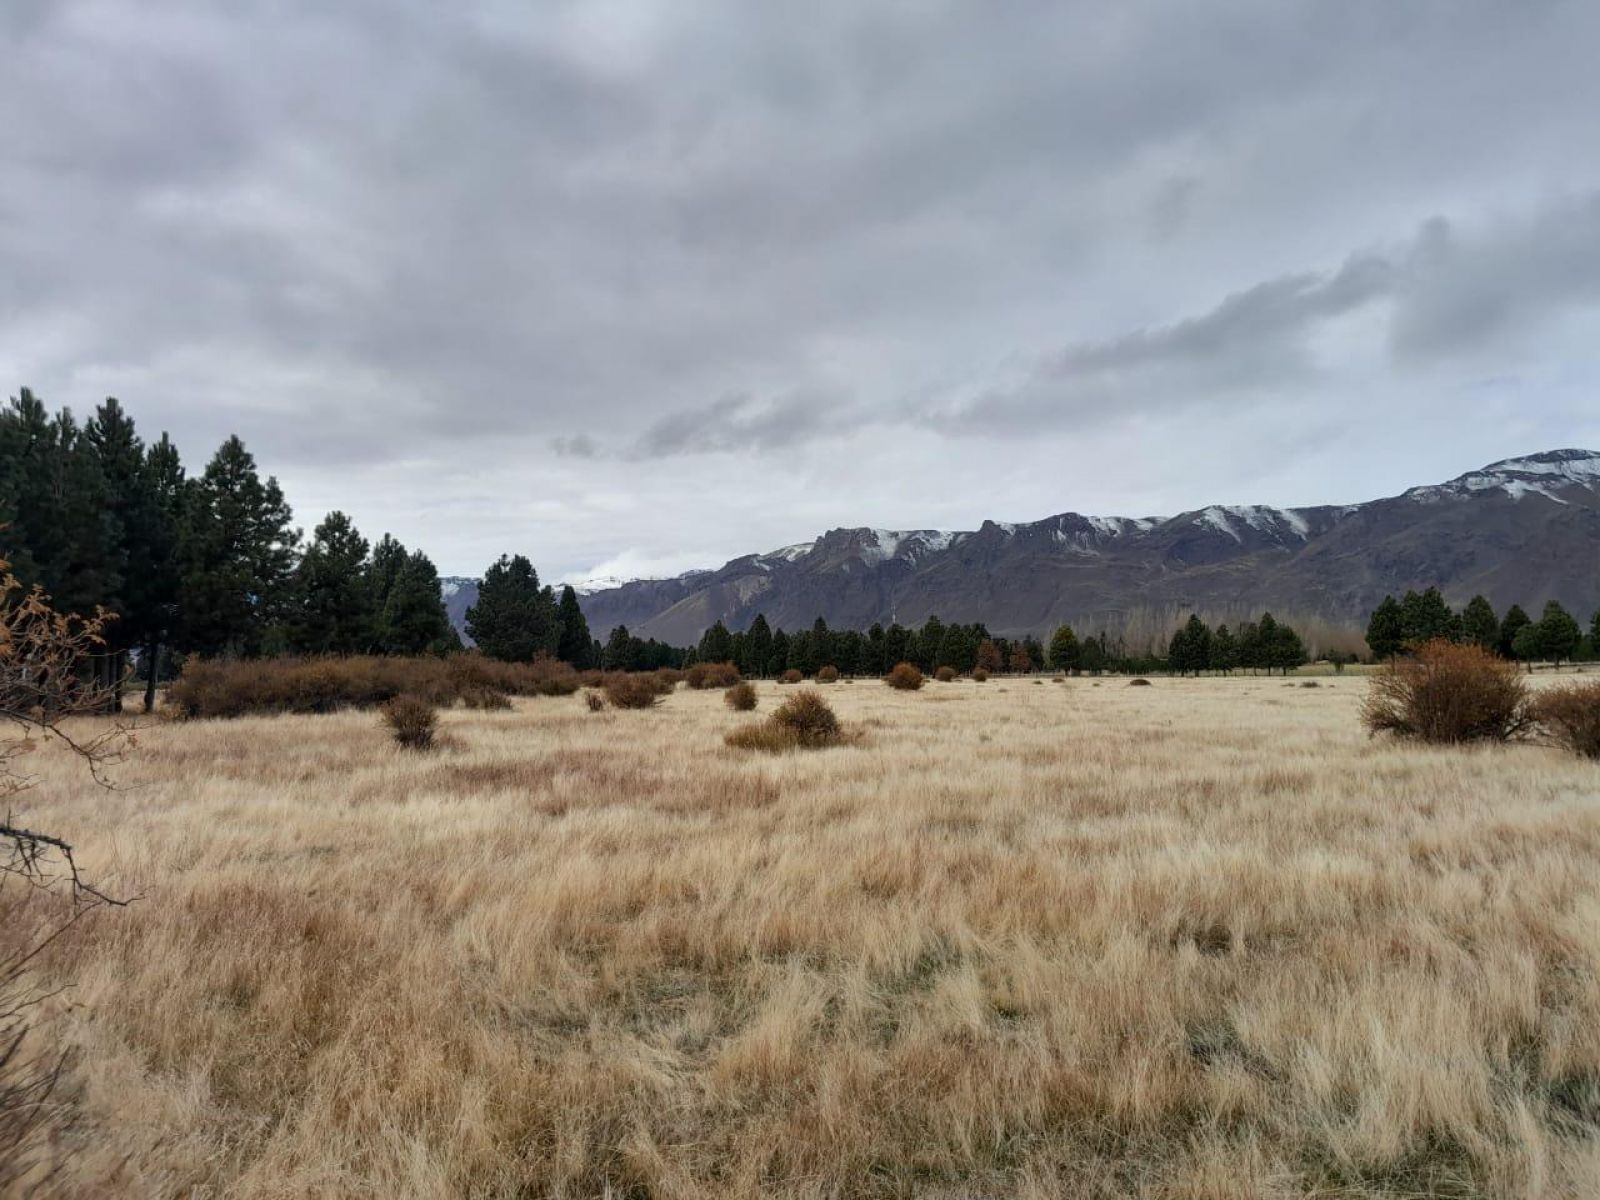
(972, 668), (989, 682)
(1531, 680), (1600, 758)
(780, 669), (803, 684)
(1362, 639), (1529, 744)
(724, 682), (758, 712)
(816, 665), (839, 683)
(685, 662), (741, 690)
(725, 689), (842, 753)
(381, 695), (438, 750)
(934, 666), (956, 683)
(605, 674), (665, 710)
(584, 691), (605, 713)
(884, 662), (924, 691)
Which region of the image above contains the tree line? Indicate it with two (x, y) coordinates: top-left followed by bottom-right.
(1365, 588), (1599, 666)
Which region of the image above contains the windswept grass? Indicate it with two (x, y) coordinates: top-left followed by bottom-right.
(7, 676), (1600, 1196)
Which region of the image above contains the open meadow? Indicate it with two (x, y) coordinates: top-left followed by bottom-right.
(9, 673), (1600, 1198)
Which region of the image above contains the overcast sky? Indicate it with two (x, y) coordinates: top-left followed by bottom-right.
(5, 1), (1600, 581)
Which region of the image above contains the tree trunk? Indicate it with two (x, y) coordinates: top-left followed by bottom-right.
(143, 637), (161, 713)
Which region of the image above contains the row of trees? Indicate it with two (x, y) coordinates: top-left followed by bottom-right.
(1366, 588), (1598, 666)
(0, 390), (461, 707)
(689, 615), (1045, 678)
(1160, 612), (1310, 675)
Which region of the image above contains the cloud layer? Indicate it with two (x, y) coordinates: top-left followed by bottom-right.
(4, 1), (1600, 579)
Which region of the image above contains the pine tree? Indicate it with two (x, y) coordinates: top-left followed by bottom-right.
(380, 550), (454, 654)
(1047, 624), (1080, 673)
(1365, 595), (1406, 660)
(602, 624), (634, 670)
(367, 534), (410, 625)
(1210, 624), (1238, 673)
(746, 614), (774, 677)
(466, 554), (559, 662)
(811, 616), (834, 671)
(699, 620), (734, 664)
(768, 630), (791, 677)
(1537, 600), (1582, 668)
(136, 433), (186, 709)
(555, 585), (593, 668)
(1498, 604), (1531, 659)
(1168, 614), (1211, 676)
(1265, 615), (1308, 674)
(1400, 587), (1455, 644)
(177, 435), (299, 658)
(1460, 595), (1499, 652)
(289, 511), (373, 654)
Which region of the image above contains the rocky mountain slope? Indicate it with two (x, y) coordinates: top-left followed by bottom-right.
(443, 450), (1600, 646)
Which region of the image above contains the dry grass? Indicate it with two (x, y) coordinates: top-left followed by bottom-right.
(7, 676), (1600, 1197)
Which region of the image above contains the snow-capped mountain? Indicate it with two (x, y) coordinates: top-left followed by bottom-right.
(444, 450), (1600, 644)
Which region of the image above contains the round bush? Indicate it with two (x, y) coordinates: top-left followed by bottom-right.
(885, 662), (924, 691)
(816, 665), (840, 683)
(771, 689), (841, 746)
(381, 694), (438, 750)
(935, 666), (957, 683)
(972, 668), (990, 682)
(1532, 680), (1600, 758)
(724, 681), (758, 712)
(1361, 639), (1528, 744)
(781, 668), (803, 684)
(605, 673), (665, 709)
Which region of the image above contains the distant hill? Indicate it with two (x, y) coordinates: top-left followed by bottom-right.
(442, 450), (1600, 647)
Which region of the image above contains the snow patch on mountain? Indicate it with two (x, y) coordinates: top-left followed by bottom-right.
(1406, 449), (1600, 504)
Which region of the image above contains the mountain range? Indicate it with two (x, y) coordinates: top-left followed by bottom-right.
(440, 450), (1600, 648)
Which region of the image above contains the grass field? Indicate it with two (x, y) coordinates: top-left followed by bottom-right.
(9, 674), (1600, 1197)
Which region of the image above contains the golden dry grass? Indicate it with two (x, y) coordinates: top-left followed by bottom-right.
(8, 675), (1600, 1197)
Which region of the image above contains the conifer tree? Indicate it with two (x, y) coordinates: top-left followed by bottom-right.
(699, 620), (734, 664)
(367, 534), (410, 622)
(1210, 624), (1238, 673)
(466, 555), (559, 661)
(555, 585), (593, 668)
(767, 629), (790, 676)
(1168, 614), (1211, 675)
(289, 511), (373, 654)
(746, 614), (774, 677)
(380, 549), (455, 654)
(1536, 600), (1581, 668)
(177, 435), (299, 658)
(1047, 623), (1080, 673)
(1365, 595), (1406, 660)
(602, 624), (634, 670)
(1460, 595), (1499, 652)
(1498, 604), (1531, 659)
(1265, 615), (1308, 674)
(1400, 587), (1455, 644)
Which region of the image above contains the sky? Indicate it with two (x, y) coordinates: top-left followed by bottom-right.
(5, 1), (1600, 583)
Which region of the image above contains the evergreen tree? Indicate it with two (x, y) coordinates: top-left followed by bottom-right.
(466, 554), (559, 661)
(1460, 595), (1499, 652)
(177, 435), (299, 658)
(555, 585), (593, 668)
(1210, 624), (1238, 673)
(1365, 595), (1406, 660)
(602, 624), (634, 670)
(1047, 623), (1080, 673)
(379, 549), (454, 654)
(1077, 634), (1105, 674)
(289, 511), (373, 654)
(746, 614), (774, 677)
(811, 616), (834, 670)
(1265, 615), (1308, 674)
(1498, 604), (1531, 659)
(1168, 614), (1211, 675)
(135, 432), (186, 709)
(1537, 600), (1582, 667)
(367, 534), (410, 621)
(699, 620), (734, 664)
(883, 624), (910, 671)
(767, 629), (791, 677)
(1236, 621), (1263, 672)
(1399, 587), (1455, 644)
(917, 615), (945, 672)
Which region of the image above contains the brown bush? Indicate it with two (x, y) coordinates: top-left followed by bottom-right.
(604, 673), (665, 710)
(380, 695), (437, 750)
(1362, 639), (1529, 744)
(724, 681), (758, 711)
(972, 668), (990, 682)
(884, 662), (924, 691)
(167, 653), (580, 719)
(1531, 680), (1600, 758)
(1128, 678), (1151, 687)
(584, 691), (605, 712)
(816, 664), (840, 683)
(459, 686), (512, 711)
(934, 666), (956, 683)
(781, 668), (803, 684)
(685, 661), (741, 690)
(726, 688), (842, 753)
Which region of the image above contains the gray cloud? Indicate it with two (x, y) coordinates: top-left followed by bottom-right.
(3, 1), (1600, 577)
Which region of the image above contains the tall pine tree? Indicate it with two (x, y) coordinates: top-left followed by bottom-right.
(466, 554), (559, 661)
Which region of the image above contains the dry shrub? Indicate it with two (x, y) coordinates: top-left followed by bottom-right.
(168, 653), (579, 719)
(1362, 639), (1529, 744)
(1531, 680), (1600, 758)
(724, 681), (758, 712)
(459, 686), (512, 711)
(655, 668), (686, 689)
(972, 668), (989, 682)
(1129, 678), (1152, 687)
(781, 668), (803, 685)
(816, 665), (839, 683)
(934, 666), (957, 683)
(380, 695), (437, 750)
(584, 691), (605, 713)
(605, 673), (666, 709)
(726, 688), (842, 753)
(685, 661), (741, 690)
(884, 662), (924, 691)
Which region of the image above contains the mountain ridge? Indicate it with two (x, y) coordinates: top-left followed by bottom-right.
(442, 449), (1600, 646)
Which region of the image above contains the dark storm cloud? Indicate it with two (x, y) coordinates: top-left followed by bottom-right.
(4, 1), (1600, 575)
